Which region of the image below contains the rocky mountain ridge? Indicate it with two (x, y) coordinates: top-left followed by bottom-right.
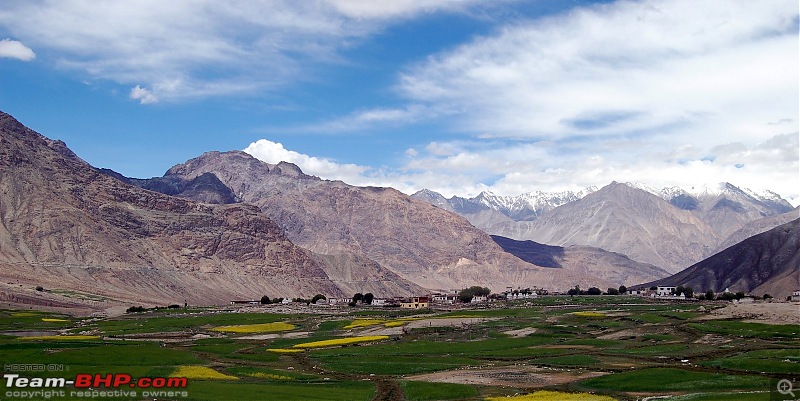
(647, 218), (799, 298)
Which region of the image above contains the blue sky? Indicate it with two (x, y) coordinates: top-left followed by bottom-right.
(0, 0), (798, 204)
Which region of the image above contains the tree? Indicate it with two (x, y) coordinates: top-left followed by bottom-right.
(458, 286), (491, 303)
(649, 286), (657, 291)
(311, 294), (326, 304)
(352, 293), (364, 304)
(763, 294), (772, 300)
(587, 287), (602, 295)
(618, 285), (627, 295)
(606, 287), (619, 295)
(705, 290), (715, 300)
(674, 286), (685, 296)
(363, 293), (374, 305)
(568, 286), (580, 296)
(735, 292), (745, 300)
(35, 286), (44, 292)
(683, 287), (694, 298)
(260, 295), (271, 305)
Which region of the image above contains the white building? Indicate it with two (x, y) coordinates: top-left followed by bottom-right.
(656, 286), (676, 297)
(792, 291), (800, 301)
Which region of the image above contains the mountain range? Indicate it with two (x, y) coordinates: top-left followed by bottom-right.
(414, 182), (793, 273)
(0, 109), (797, 311)
(119, 150), (673, 291)
(649, 217), (799, 297)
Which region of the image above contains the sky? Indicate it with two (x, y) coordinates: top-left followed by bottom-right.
(1, 0), (798, 205)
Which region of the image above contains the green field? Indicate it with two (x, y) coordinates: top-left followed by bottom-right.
(0, 298), (796, 401)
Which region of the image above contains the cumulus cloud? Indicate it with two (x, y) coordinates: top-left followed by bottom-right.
(243, 139), (370, 184)
(129, 85), (158, 104)
(0, 38), (35, 61)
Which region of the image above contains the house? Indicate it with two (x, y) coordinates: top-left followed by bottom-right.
(229, 300), (260, 305)
(656, 286), (676, 297)
(792, 291), (800, 301)
(370, 298), (387, 306)
(431, 293), (459, 304)
(400, 296), (429, 309)
(504, 291), (538, 300)
(470, 295), (488, 303)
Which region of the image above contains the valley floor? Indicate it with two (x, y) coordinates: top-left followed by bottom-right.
(1, 297), (798, 401)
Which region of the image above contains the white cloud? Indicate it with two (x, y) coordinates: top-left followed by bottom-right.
(399, 0), (797, 145)
(0, 38), (35, 61)
(0, 1), (492, 103)
(323, 0), (482, 19)
(129, 85), (158, 104)
(243, 139), (369, 184)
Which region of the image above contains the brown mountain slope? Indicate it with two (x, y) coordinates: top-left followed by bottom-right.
(0, 111), (346, 307)
(648, 218), (799, 298)
(148, 151), (586, 291)
(489, 182), (719, 273)
(491, 235), (672, 287)
(714, 207), (800, 254)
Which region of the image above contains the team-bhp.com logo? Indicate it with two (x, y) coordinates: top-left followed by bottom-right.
(4, 373), (189, 399)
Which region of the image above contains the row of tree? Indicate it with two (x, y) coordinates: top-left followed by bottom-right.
(259, 294), (327, 305)
(567, 286), (627, 296)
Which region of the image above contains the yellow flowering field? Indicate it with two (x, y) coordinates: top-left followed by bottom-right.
(249, 372), (293, 380)
(20, 335), (98, 341)
(266, 348), (304, 353)
(485, 390), (616, 401)
(383, 321), (406, 327)
(292, 335), (389, 349)
(343, 319), (384, 329)
(171, 366), (238, 380)
(10, 312), (39, 317)
(41, 318), (69, 322)
(211, 322), (296, 333)
(571, 311), (606, 318)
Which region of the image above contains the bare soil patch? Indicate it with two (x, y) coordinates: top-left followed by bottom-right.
(407, 365), (606, 388)
(697, 301), (800, 325)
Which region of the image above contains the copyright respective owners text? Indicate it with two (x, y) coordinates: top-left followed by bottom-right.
(3, 364), (190, 399)
(773, 377), (800, 401)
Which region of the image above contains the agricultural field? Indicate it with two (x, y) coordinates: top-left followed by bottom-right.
(0, 297), (797, 401)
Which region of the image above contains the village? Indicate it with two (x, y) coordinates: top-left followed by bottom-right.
(229, 285), (800, 310)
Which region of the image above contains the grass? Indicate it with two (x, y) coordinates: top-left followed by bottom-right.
(0, 299), (790, 400)
(688, 321), (800, 339)
(485, 390), (616, 401)
(401, 381), (479, 401)
(312, 354), (482, 375)
(579, 368), (769, 392)
(211, 322), (296, 333)
(18, 335), (99, 341)
(292, 335), (389, 349)
(182, 381), (375, 401)
(701, 349), (800, 374)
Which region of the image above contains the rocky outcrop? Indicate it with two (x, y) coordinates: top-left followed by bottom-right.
(145, 151), (573, 292)
(648, 218), (799, 298)
(0, 111), (345, 307)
